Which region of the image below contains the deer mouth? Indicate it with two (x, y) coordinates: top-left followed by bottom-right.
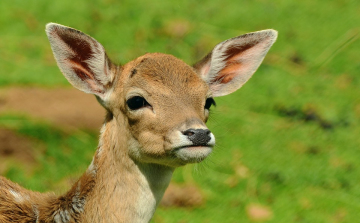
(172, 145), (213, 163)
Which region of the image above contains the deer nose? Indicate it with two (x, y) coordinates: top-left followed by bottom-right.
(182, 128), (211, 146)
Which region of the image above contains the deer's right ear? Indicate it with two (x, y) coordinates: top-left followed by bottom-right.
(46, 23), (115, 101)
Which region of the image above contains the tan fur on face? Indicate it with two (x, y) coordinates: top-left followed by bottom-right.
(109, 53), (211, 167)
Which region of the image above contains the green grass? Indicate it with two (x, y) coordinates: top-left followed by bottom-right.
(1, 0), (360, 222)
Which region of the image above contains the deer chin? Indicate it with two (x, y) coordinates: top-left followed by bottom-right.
(172, 145), (213, 163)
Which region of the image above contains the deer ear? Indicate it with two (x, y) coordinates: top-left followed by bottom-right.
(194, 30), (277, 97)
(46, 23), (115, 101)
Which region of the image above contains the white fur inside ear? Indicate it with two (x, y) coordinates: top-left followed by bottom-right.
(198, 29), (278, 97)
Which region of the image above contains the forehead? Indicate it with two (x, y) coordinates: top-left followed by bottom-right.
(123, 53), (209, 96)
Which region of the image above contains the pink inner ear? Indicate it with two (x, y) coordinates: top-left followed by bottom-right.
(199, 61), (211, 79)
(215, 40), (266, 84)
(215, 63), (242, 84)
(69, 60), (96, 81)
(212, 42), (257, 84)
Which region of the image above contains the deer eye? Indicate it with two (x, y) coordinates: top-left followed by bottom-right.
(205, 98), (216, 110)
(127, 96), (150, 110)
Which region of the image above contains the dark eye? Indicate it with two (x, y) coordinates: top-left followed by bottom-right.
(205, 98), (216, 110)
(127, 96), (150, 110)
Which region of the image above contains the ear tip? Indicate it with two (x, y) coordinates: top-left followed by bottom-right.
(261, 29), (278, 42)
(265, 29), (278, 38)
(45, 23), (60, 35)
(45, 23), (70, 36)
(265, 29), (278, 36)
(235, 29), (278, 44)
(46, 23), (59, 31)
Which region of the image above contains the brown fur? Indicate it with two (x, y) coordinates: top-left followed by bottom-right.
(0, 23), (277, 222)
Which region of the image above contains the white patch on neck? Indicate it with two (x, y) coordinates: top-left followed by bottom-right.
(86, 158), (97, 176)
(96, 123), (107, 156)
(34, 206), (39, 222)
(135, 164), (174, 221)
(9, 189), (24, 203)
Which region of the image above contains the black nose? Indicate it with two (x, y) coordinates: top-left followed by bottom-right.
(182, 128), (211, 146)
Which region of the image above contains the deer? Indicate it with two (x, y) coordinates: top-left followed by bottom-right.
(0, 23), (277, 222)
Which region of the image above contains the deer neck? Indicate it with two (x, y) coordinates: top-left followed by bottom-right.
(75, 113), (174, 222)
(48, 113), (174, 222)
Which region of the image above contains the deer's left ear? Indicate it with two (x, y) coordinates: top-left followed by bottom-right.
(46, 23), (115, 101)
(194, 30), (277, 97)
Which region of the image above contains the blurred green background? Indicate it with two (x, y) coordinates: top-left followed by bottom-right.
(1, 0), (360, 222)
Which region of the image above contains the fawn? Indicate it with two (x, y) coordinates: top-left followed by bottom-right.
(0, 23), (277, 222)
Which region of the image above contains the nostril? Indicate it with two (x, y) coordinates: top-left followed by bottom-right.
(204, 129), (211, 135)
(182, 129), (196, 136)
